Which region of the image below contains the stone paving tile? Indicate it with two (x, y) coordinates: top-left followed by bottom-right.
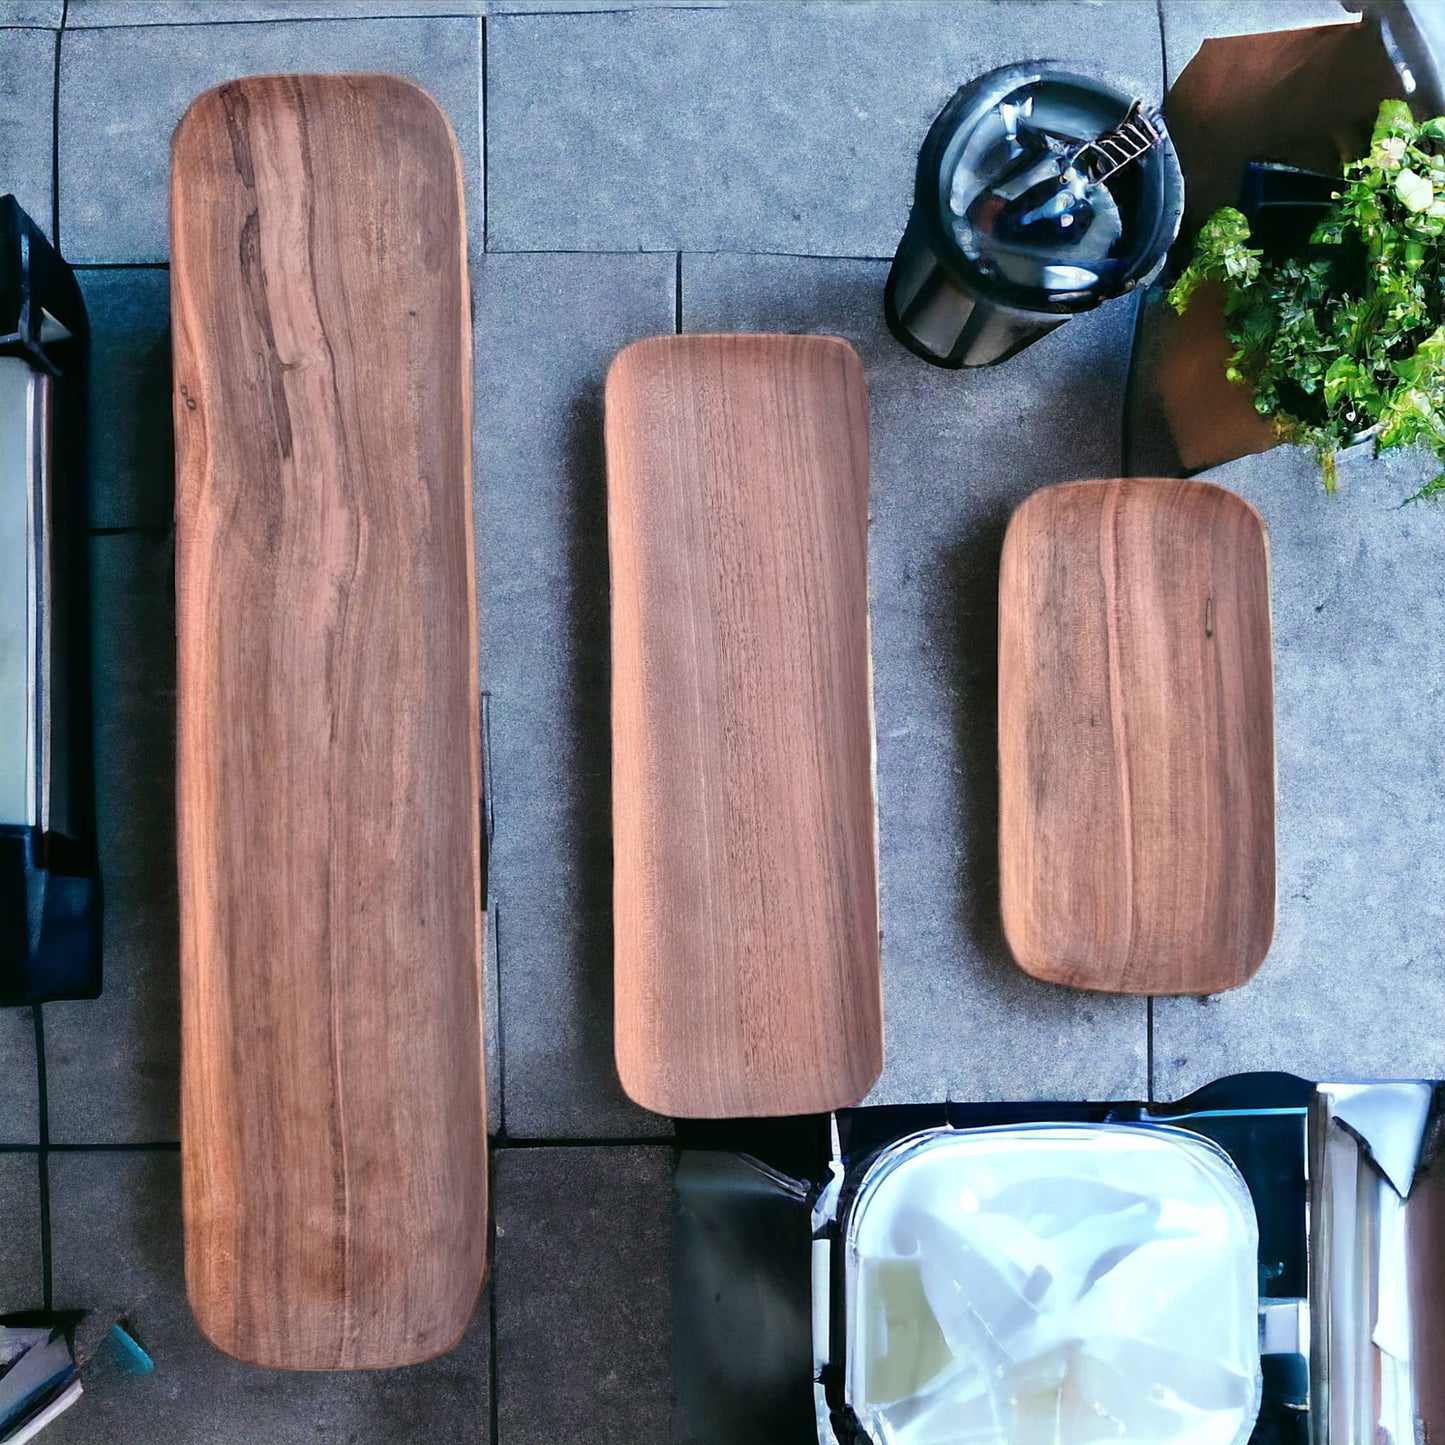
(476, 252), (675, 1139)
(0, 1), (61, 24)
(58, 16), (482, 264)
(69, 0), (484, 22)
(485, 0), (1162, 255)
(1154, 443), (1445, 1096)
(0, 25), (56, 239)
(48, 1149), (490, 1443)
(1160, 0), (1354, 89)
(0, 1152), (43, 1312)
(46, 534), (178, 1145)
(683, 253), (1148, 1104)
(77, 268), (173, 532)
(0, 1009), (39, 1144)
(494, 1145), (672, 1445)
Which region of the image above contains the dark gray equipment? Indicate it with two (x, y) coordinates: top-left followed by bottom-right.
(0, 196), (100, 1006)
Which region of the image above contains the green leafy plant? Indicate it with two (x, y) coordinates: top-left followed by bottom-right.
(1169, 99), (1445, 497)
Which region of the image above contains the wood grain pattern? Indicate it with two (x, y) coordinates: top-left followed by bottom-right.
(999, 478), (1275, 995)
(606, 334), (882, 1119)
(171, 74), (485, 1369)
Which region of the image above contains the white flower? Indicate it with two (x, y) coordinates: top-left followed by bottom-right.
(1396, 168), (1434, 212)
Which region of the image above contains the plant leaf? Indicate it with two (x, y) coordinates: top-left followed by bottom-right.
(1171, 100), (1445, 492)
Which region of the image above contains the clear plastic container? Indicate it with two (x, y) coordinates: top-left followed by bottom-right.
(842, 1123), (1261, 1445)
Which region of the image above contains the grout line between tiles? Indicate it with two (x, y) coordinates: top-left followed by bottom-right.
(480, 14), (488, 252)
(487, 1146), (499, 1445)
(47, 1141), (180, 1152)
(480, 693), (495, 870)
(483, 246), (895, 262)
(33, 1152), (47, 1312)
(1146, 996), (1156, 1101)
(63, 12), (486, 32)
(674, 252), (682, 332)
(69, 248), (893, 267)
(52, 0), (731, 20)
(495, 3), (732, 16)
(1120, 287), (1145, 476)
(33, 1007), (51, 1310)
(1154, 0), (1168, 98)
(73, 261), (168, 272)
(492, 904), (506, 1133)
(493, 1135), (674, 1150)
(49, 27), (60, 248)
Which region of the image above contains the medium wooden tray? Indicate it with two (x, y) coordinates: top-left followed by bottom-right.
(606, 334), (883, 1117)
(171, 74), (485, 1368)
(999, 477), (1275, 995)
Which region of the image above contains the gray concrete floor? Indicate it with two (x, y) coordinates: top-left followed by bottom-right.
(4, 0), (1443, 1441)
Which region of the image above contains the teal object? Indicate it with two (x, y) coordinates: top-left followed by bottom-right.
(105, 1325), (153, 1375)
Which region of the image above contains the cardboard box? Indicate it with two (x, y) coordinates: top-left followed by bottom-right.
(1150, 8), (1434, 472)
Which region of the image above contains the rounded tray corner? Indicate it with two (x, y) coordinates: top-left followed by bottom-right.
(998, 476), (1276, 996)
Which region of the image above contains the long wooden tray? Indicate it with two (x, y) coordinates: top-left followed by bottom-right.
(999, 477), (1275, 995)
(606, 334), (883, 1118)
(171, 74), (485, 1368)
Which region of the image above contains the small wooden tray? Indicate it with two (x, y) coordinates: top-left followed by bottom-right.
(172, 74), (485, 1368)
(998, 478), (1275, 995)
(606, 334), (883, 1117)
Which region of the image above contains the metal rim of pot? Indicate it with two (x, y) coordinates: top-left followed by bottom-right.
(912, 61), (1186, 316)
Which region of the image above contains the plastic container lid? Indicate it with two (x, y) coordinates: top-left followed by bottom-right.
(842, 1123), (1262, 1445)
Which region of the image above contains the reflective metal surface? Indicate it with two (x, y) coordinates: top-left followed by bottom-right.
(885, 63), (1183, 368)
(947, 92), (1159, 304)
(0, 355), (49, 831)
(0, 192), (100, 1005)
(1309, 1082), (1445, 1445)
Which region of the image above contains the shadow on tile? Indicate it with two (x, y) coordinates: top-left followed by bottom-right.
(1122, 288), (1190, 480)
(48, 1149), (490, 1444)
(46, 535), (178, 1144)
(79, 268), (174, 532)
(926, 505), (1013, 973)
(559, 393), (616, 1123)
